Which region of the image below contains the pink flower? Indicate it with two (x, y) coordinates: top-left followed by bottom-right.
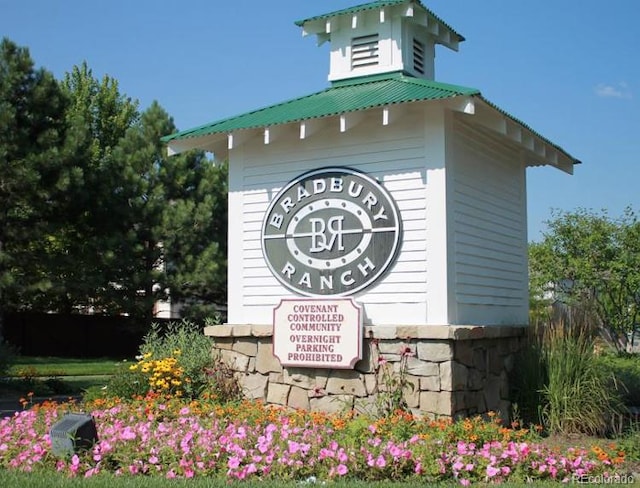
(68, 455), (80, 475)
(337, 464), (348, 476)
(375, 455), (387, 468)
(457, 441), (469, 455)
(319, 448), (335, 460)
(311, 386), (325, 397)
(460, 479), (470, 486)
(337, 449), (348, 463)
(120, 427), (136, 441)
(486, 465), (500, 477)
(288, 440), (300, 454)
(400, 345), (414, 357)
(228, 456), (241, 469)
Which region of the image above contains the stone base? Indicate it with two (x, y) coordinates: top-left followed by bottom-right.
(204, 324), (526, 419)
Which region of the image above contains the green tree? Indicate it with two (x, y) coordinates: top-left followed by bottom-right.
(529, 207), (640, 351)
(161, 158), (227, 320)
(28, 62), (140, 314)
(113, 101), (227, 320)
(1, 49), (226, 325)
(0, 38), (68, 334)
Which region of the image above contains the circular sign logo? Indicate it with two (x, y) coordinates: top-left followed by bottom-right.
(262, 167), (402, 296)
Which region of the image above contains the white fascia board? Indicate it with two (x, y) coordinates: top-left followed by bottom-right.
(166, 133), (228, 161)
(227, 131), (249, 150)
(166, 134), (218, 156)
(339, 111), (365, 133)
(300, 118), (323, 139)
(421, 13), (460, 52)
(301, 19), (324, 37)
(300, 19), (332, 46)
(446, 96), (475, 115)
(467, 99), (577, 174)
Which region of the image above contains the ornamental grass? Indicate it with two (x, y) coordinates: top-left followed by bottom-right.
(0, 394), (629, 485)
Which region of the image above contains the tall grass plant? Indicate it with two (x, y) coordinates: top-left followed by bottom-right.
(541, 312), (623, 435)
(514, 309), (624, 436)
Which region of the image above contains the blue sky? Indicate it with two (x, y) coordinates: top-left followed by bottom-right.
(2, 0), (638, 241)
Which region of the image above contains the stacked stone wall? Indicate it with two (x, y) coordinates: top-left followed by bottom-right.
(205, 324), (525, 418)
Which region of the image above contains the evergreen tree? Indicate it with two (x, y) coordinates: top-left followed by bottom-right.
(114, 101), (227, 320)
(0, 38), (68, 333)
(1, 47), (227, 325)
(31, 62), (140, 314)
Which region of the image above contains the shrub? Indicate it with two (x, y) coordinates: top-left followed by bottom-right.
(201, 353), (242, 403)
(103, 360), (148, 399)
(510, 326), (546, 427)
(140, 320), (217, 399)
(103, 320), (241, 403)
(596, 351), (640, 406)
(372, 344), (413, 417)
(128, 350), (186, 397)
(0, 338), (17, 377)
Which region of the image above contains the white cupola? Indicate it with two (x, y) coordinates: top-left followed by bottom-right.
(295, 0), (464, 82)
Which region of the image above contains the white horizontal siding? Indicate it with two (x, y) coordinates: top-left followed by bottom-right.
(230, 111), (430, 325)
(450, 118), (528, 324)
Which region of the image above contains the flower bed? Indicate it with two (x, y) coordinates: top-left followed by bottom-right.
(0, 395), (629, 485)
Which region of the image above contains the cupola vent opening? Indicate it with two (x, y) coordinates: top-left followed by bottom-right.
(351, 34), (380, 69)
(413, 38), (425, 74)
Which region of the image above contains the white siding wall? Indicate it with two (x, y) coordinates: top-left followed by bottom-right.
(448, 118), (529, 325)
(227, 107), (432, 325)
(227, 106), (529, 327)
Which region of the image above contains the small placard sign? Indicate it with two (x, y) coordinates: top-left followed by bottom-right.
(273, 298), (362, 369)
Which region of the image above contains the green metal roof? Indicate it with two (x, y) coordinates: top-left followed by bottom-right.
(161, 72), (479, 142)
(294, 0), (465, 42)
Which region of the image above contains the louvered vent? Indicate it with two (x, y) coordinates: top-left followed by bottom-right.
(351, 34), (379, 69)
(413, 38), (425, 74)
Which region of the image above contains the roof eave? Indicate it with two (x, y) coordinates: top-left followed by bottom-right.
(296, 0), (465, 49)
(469, 98), (579, 174)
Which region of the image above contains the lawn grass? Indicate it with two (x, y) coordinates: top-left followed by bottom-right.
(0, 471), (570, 487)
(0, 375), (111, 398)
(7, 356), (124, 377)
(1, 356), (119, 398)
